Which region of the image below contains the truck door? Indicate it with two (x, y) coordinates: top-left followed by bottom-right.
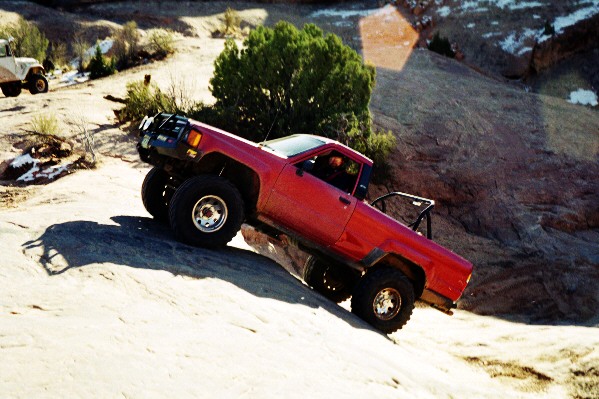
(0, 43), (16, 81)
(263, 151), (360, 246)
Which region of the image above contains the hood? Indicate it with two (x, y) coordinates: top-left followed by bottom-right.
(16, 57), (42, 67)
(14, 57), (44, 76)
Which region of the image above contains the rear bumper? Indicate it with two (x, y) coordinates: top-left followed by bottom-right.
(420, 289), (457, 315)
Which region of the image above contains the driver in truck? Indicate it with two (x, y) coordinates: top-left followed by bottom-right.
(312, 153), (354, 193)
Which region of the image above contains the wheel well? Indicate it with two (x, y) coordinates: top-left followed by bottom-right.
(26, 67), (44, 79)
(193, 153), (260, 215)
(370, 255), (426, 298)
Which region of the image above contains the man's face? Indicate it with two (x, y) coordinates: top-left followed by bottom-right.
(328, 156), (343, 168)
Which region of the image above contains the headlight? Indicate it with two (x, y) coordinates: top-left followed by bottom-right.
(139, 116), (154, 131)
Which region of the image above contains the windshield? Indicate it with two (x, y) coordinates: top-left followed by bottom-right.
(262, 135), (326, 157)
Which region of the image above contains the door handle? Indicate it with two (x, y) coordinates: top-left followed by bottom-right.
(339, 196), (351, 205)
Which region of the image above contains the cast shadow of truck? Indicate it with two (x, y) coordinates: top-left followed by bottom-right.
(22, 215), (366, 330)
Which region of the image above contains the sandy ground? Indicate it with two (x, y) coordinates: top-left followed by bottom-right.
(1, 2), (598, 398)
(1, 158), (597, 398)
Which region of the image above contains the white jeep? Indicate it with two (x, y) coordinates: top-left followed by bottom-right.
(0, 37), (48, 97)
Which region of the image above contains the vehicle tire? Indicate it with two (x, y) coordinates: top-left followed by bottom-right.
(303, 256), (354, 303)
(169, 175), (244, 248)
(141, 167), (176, 223)
(1, 82), (22, 97)
(28, 74), (49, 94)
(351, 267), (415, 333)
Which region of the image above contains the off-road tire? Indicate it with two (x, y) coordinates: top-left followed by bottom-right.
(142, 167), (176, 223)
(169, 175), (244, 248)
(351, 267), (415, 333)
(1, 82), (21, 97)
(28, 74), (48, 94)
(303, 256), (355, 303)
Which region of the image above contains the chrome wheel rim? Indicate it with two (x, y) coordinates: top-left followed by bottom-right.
(373, 288), (402, 321)
(35, 79), (46, 92)
(192, 195), (228, 233)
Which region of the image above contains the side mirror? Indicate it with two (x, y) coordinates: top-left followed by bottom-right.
(296, 159), (315, 176)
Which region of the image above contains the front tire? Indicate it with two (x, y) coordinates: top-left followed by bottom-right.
(351, 267), (415, 333)
(169, 175), (244, 248)
(29, 74), (49, 94)
(1, 82), (22, 97)
(141, 167), (176, 223)
(303, 256), (355, 303)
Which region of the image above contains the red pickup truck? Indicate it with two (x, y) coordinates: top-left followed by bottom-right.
(137, 113), (473, 333)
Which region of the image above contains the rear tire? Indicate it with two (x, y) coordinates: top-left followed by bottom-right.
(169, 175), (244, 248)
(303, 256), (355, 303)
(141, 167), (176, 223)
(28, 74), (48, 94)
(1, 82), (21, 97)
(351, 267), (415, 333)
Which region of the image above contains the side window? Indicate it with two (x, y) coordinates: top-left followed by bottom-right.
(0, 46), (6, 57)
(295, 150), (361, 195)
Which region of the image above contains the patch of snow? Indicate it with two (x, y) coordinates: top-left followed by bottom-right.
(491, 21), (499, 25)
(533, 14), (541, 19)
(539, 4), (599, 43)
(333, 20), (352, 27)
(568, 89), (598, 106)
(84, 39), (114, 58)
(553, 5), (599, 34)
(496, 0), (543, 10)
(461, 2), (489, 13)
(10, 153), (37, 168)
(467, 23), (476, 28)
(482, 32), (502, 39)
(499, 28), (537, 55)
(43, 163), (72, 180)
(310, 7), (379, 19)
(17, 163), (40, 182)
(437, 6), (451, 17)
(15, 160), (72, 182)
(69, 39), (114, 70)
(59, 71), (91, 87)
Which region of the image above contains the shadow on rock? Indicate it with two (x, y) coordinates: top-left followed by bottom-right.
(22, 215), (366, 329)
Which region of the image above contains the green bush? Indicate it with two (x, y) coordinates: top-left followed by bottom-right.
(147, 28), (175, 57)
(30, 113), (60, 137)
(224, 7), (241, 35)
(120, 76), (205, 122)
(0, 17), (48, 61)
(210, 22), (374, 138)
(207, 21), (395, 174)
(113, 21), (140, 69)
(120, 81), (165, 122)
(88, 45), (116, 79)
(428, 32), (455, 58)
